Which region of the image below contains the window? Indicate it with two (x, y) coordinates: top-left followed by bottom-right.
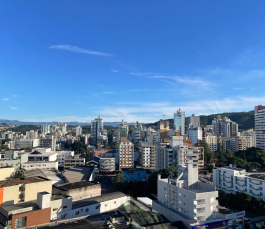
(86, 208), (89, 212)
(114, 201), (116, 204)
(76, 211), (79, 215)
(53, 208), (58, 211)
(15, 217), (26, 228)
(63, 206), (67, 209)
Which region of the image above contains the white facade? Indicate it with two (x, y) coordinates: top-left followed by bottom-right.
(26, 130), (38, 139)
(155, 162), (218, 223)
(212, 116), (238, 137)
(132, 121), (143, 146)
(15, 139), (39, 149)
(57, 150), (75, 166)
(22, 161), (58, 170)
(28, 151), (57, 162)
(76, 126), (82, 137)
(91, 116), (107, 145)
(188, 127), (202, 146)
(41, 124), (51, 134)
(255, 105), (265, 150)
(40, 137), (56, 151)
(119, 140), (134, 169)
(100, 157), (115, 172)
(139, 141), (156, 168)
(213, 166), (265, 199)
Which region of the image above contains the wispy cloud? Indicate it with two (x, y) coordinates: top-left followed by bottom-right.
(12, 94), (18, 98)
(22, 95), (264, 123)
(101, 91), (116, 95)
(10, 106), (17, 110)
(2, 98), (10, 101)
(50, 45), (113, 57)
(111, 69), (118, 73)
(131, 72), (215, 91)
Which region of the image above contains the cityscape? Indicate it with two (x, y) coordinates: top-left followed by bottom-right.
(1, 1), (265, 229)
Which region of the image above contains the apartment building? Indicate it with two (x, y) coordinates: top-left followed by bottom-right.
(0, 176), (52, 206)
(15, 139), (39, 149)
(174, 108), (185, 135)
(99, 157), (115, 172)
(119, 140), (134, 169)
(41, 124), (50, 134)
(0, 151), (28, 170)
(188, 114), (200, 128)
(203, 134), (218, 152)
(132, 121), (143, 146)
(255, 105), (265, 150)
(76, 126), (82, 137)
(213, 165), (265, 200)
(26, 130), (38, 139)
(117, 119), (128, 143)
(28, 151), (57, 162)
(212, 116), (238, 137)
(139, 141), (156, 169)
(63, 156), (85, 170)
(40, 137), (56, 151)
(56, 150), (75, 167)
(91, 115), (108, 146)
(153, 161), (218, 226)
(188, 127), (202, 146)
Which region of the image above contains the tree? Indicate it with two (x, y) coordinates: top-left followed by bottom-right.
(10, 168), (26, 179)
(197, 140), (213, 165)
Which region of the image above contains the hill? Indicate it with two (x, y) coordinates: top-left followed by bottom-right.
(144, 110), (254, 131)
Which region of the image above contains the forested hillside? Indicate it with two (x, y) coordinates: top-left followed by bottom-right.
(144, 110), (254, 131)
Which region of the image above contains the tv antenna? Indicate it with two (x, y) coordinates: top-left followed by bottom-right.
(162, 115), (166, 120)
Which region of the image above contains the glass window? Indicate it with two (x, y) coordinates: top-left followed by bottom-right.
(15, 217), (26, 228)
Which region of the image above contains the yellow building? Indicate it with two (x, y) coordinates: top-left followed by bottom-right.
(0, 167), (14, 180)
(0, 176), (52, 206)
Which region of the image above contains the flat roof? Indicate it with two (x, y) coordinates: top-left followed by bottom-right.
(29, 151), (57, 157)
(247, 174), (265, 181)
(72, 192), (126, 209)
(1, 200), (37, 212)
(0, 176), (48, 187)
(248, 168), (265, 173)
(55, 180), (99, 191)
(222, 166), (245, 171)
(63, 166), (94, 183)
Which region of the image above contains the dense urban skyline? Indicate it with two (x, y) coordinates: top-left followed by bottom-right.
(1, 1), (265, 123)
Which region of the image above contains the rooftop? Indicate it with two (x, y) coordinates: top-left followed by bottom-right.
(122, 168), (146, 172)
(1, 200), (37, 213)
(72, 191), (126, 209)
(0, 176), (48, 187)
(29, 151), (57, 157)
(54, 180), (99, 191)
(247, 174), (265, 181)
(222, 166), (245, 171)
(63, 166), (94, 183)
(248, 168), (265, 173)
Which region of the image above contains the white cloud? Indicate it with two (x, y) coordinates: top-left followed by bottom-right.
(2, 98), (10, 101)
(21, 95), (263, 123)
(111, 69), (118, 73)
(10, 106), (17, 110)
(12, 94), (18, 98)
(50, 45), (113, 57)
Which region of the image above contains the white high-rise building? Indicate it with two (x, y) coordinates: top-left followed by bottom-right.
(153, 161), (218, 225)
(26, 130), (38, 139)
(174, 109), (185, 135)
(41, 124), (50, 134)
(188, 127), (202, 146)
(255, 105), (265, 150)
(132, 121), (143, 146)
(117, 119), (128, 143)
(91, 116), (108, 145)
(76, 126), (82, 137)
(139, 141), (156, 169)
(212, 116), (238, 137)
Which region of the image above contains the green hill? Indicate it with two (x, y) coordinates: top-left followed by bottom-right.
(145, 110), (254, 131)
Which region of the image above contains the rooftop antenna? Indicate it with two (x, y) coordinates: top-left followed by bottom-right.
(163, 115), (166, 120)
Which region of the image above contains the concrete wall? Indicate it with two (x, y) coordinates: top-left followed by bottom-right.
(0, 168), (14, 180)
(24, 180), (53, 202)
(51, 196), (128, 221)
(22, 161), (58, 170)
(66, 183), (101, 201)
(50, 197), (72, 217)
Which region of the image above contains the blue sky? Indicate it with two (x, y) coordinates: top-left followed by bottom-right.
(1, 1), (265, 123)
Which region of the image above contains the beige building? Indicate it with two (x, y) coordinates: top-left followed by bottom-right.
(0, 167), (14, 180)
(203, 134), (218, 152)
(139, 141), (156, 169)
(119, 140), (134, 169)
(0, 176), (52, 206)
